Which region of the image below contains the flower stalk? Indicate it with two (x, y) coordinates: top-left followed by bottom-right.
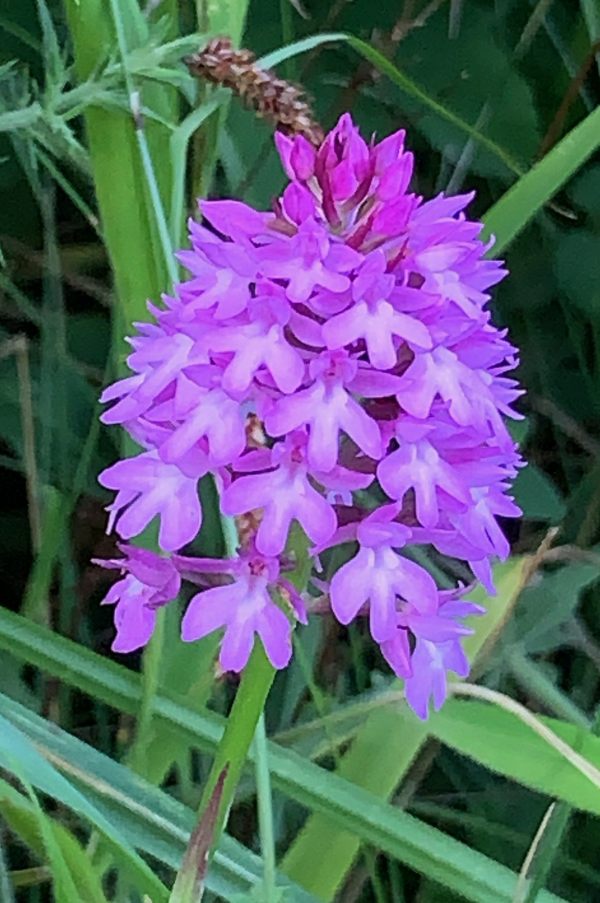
(197, 642), (276, 847)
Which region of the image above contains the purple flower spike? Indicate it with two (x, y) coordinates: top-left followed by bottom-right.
(97, 112), (524, 719)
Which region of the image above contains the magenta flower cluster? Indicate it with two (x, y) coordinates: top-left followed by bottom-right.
(97, 114), (522, 719)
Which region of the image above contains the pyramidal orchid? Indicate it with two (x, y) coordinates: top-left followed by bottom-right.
(96, 114), (523, 719)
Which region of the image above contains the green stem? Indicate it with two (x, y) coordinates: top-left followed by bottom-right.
(107, 0), (178, 284)
(199, 642), (276, 850)
(254, 713), (277, 901)
(65, 0), (176, 329)
(200, 530), (311, 853)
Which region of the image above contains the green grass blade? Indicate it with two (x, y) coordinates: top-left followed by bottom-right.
(0, 830), (14, 903)
(0, 710), (168, 900)
(254, 713), (277, 901)
(281, 706), (427, 900)
(344, 35), (523, 178)
(257, 33), (523, 178)
(169, 96), (223, 243)
(0, 608), (567, 903)
(190, 0), (250, 199)
(64, 0), (174, 328)
(0, 778), (108, 903)
(482, 104), (600, 255)
(0, 694), (318, 903)
(23, 780), (80, 903)
(428, 699), (600, 815)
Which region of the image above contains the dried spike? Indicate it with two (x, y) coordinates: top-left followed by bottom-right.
(184, 36), (325, 147)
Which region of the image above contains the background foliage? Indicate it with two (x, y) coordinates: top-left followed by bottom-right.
(2, 0), (600, 901)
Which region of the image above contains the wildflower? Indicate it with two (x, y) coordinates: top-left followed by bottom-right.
(97, 113), (523, 718)
(98, 450), (205, 552)
(94, 546), (181, 653)
(381, 597), (484, 719)
(180, 547), (306, 671)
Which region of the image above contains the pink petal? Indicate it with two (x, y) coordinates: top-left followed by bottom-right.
(256, 606), (292, 669)
(181, 585), (238, 641)
(220, 619), (255, 672)
(330, 551), (371, 625)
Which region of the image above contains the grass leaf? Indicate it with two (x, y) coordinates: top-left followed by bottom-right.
(0, 609), (567, 903)
(483, 105), (600, 254)
(0, 709), (168, 901)
(429, 698), (600, 816)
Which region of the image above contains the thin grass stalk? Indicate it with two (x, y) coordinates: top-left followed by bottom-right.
(517, 704), (600, 902)
(254, 713), (277, 901)
(64, 0), (174, 329)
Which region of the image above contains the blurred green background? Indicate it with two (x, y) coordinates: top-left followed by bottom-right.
(2, 1), (600, 901)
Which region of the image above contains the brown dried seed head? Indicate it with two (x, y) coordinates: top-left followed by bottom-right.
(185, 36), (324, 147)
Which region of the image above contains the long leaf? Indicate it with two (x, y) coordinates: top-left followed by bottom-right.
(0, 609), (566, 903)
(0, 711), (168, 901)
(0, 694), (318, 903)
(429, 699), (600, 816)
(483, 104), (600, 254)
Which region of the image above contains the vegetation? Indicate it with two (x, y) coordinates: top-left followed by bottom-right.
(2, 1), (600, 900)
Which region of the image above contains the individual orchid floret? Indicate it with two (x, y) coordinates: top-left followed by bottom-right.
(94, 546), (181, 653)
(177, 218), (259, 321)
(330, 510), (440, 644)
(157, 381), (246, 467)
(202, 296), (305, 394)
(265, 351), (382, 472)
(180, 547), (306, 671)
(257, 219), (359, 303)
(322, 251), (432, 369)
(99, 450), (205, 552)
(377, 430), (470, 529)
(221, 431), (339, 555)
(381, 596), (484, 719)
(100, 332), (199, 426)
